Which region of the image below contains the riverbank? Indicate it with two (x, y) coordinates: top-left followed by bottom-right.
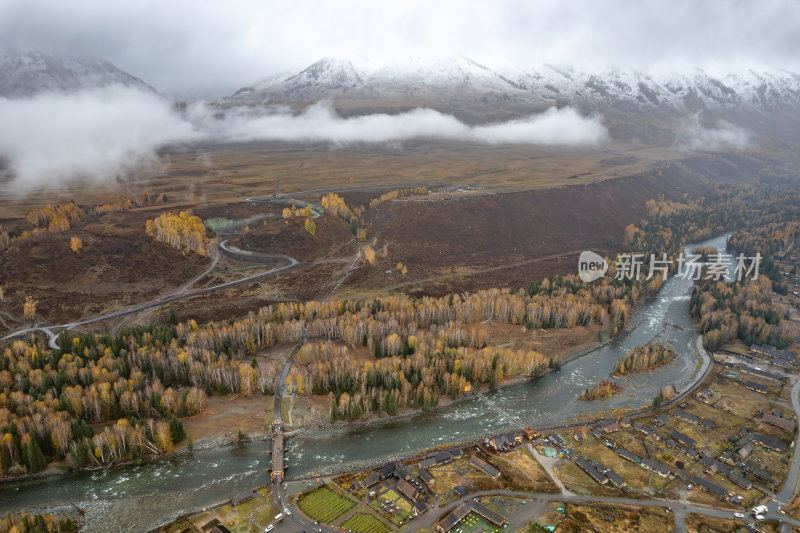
(151, 334), (717, 532)
(282, 333), (712, 483)
(279, 280), (666, 439)
(0, 282), (653, 487)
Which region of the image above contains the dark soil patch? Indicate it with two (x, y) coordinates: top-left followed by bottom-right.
(0, 208), (210, 328)
(343, 165), (714, 297)
(233, 213), (357, 262)
(193, 201), (282, 221)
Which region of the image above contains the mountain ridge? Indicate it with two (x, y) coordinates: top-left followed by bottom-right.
(0, 49), (157, 98)
(225, 55), (800, 113)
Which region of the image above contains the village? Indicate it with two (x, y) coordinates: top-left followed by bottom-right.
(323, 349), (798, 533)
(164, 334), (800, 533)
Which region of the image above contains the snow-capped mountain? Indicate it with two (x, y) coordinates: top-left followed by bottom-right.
(0, 49), (156, 98)
(499, 65), (800, 111)
(225, 56), (800, 113)
(225, 56), (544, 110)
(221, 56), (800, 143)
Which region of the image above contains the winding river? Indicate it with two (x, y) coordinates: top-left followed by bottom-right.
(0, 235), (728, 532)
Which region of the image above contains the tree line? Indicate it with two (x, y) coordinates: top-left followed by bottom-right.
(0, 511), (76, 533)
(368, 187), (429, 209)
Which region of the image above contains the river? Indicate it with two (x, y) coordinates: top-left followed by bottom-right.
(0, 235), (729, 532)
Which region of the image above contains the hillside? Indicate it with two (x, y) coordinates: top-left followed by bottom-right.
(0, 49), (157, 97)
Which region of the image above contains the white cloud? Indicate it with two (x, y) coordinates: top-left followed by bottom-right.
(680, 115), (751, 151)
(191, 102), (607, 146)
(0, 89), (608, 190)
(0, 86), (198, 189)
(471, 108), (607, 145)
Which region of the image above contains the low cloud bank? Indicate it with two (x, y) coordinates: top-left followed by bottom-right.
(680, 115), (751, 151)
(192, 103), (608, 146)
(0, 87), (607, 189)
(0, 86), (198, 190)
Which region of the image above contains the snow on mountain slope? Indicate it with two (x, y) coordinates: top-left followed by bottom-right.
(224, 56), (538, 107)
(0, 49), (157, 98)
(494, 64), (800, 111)
(225, 56), (800, 114)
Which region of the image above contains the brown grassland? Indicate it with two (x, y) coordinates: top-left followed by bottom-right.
(0, 140), (767, 335)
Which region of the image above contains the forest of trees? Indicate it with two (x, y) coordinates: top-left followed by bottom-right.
(612, 343), (677, 375)
(320, 193), (370, 241)
(0, 511), (75, 533)
(25, 202), (86, 233)
(727, 221), (798, 291)
(691, 274), (792, 350)
(1, 276), (635, 475)
(291, 340), (550, 421)
(727, 221), (799, 260)
(145, 211), (208, 255)
(630, 183), (800, 265)
(281, 204), (314, 220)
(631, 183), (799, 351)
(0, 327), (195, 477)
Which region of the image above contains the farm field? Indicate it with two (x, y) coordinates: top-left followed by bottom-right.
(342, 513), (390, 533)
(452, 512), (503, 533)
(298, 487), (356, 523)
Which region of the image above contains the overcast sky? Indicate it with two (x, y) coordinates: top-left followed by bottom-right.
(1, 0), (799, 98)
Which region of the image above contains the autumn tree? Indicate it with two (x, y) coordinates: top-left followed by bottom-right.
(364, 245), (376, 264)
(69, 236), (83, 253)
(304, 218), (316, 235)
(23, 296), (37, 322)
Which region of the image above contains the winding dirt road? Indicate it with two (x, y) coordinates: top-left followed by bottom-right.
(0, 197), (332, 349)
